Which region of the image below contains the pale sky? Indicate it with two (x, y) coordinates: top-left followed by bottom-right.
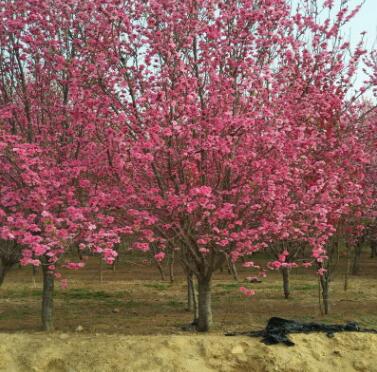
(339, 0), (376, 96)
(347, 0), (376, 49)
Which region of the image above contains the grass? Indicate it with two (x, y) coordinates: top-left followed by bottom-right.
(143, 283), (170, 290)
(0, 287), (130, 301)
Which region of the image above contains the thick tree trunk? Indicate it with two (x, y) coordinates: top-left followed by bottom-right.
(319, 274), (330, 315)
(186, 271), (197, 315)
(196, 276), (212, 332)
(281, 267), (290, 299)
(41, 263), (54, 331)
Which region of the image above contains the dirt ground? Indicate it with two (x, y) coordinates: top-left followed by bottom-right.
(0, 332), (377, 372)
(1, 253), (376, 335)
(0, 253), (377, 371)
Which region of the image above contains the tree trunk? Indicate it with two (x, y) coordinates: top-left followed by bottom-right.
(319, 274), (330, 315)
(99, 257), (103, 283)
(168, 250), (175, 283)
(76, 245), (83, 260)
(344, 253), (351, 291)
(0, 261), (6, 287)
(371, 240), (377, 259)
(0, 260), (14, 287)
(186, 271), (196, 314)
(196, 276), (212, 332)
(111, 246), (119, 272)
(32, 265), (38, 288)
(41, 263), (54, 331)
(281, 267), (290, 299)
(155, 261), (165, 281)
(225, 254), (239, 281)
(351, 244), (362, 275)
(230, 262), (239, 281)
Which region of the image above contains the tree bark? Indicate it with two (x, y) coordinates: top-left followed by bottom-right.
(99, 257), (103, 283)
(225, 254), (239, 281)
(0, 260), (13, 287)
(351, 244), (362, 275)
(186, 271), (196, 314)
(32, 265), (38, 288)
(155, 261), (165, 281)
(41, 263), (54, 331)
(370, 240), (377, 259)
(281, 267), (290, 299)
(196, 276), (212, 332)
(319, 274), (330, 315)
(344, 253), (351, 291)
(168, 250), (175, 283)
(0, 261), (6, 287)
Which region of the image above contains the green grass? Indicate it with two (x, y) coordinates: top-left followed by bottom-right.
(0, 306), (34, 320)
(143, 283), (170, 290)
(215, 283), (240, 291)
(294, 283), (317, 291)
(166, 300), (184, 308)
(0, 287), (130, 301)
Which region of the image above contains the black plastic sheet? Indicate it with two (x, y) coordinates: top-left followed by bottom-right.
(225, 317), (377, 346)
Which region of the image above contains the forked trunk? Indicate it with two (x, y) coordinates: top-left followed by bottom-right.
(196, 276), (212, 332)
(155, 261), (165, 281)
(41, 263), (54, 331)
(281, 267), (290, 299)
(225, 254), (239, 281)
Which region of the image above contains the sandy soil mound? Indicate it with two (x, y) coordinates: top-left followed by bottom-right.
(0, 332), (376, 372)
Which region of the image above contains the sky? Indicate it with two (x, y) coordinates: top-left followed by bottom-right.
(347, 0), (376, 49)
(339, 0), (376, 95)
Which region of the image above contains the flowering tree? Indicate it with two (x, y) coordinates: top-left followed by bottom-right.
(88, 0), (374, 330)
(1, 0), (375, 333)
(0, 0), (121, 330)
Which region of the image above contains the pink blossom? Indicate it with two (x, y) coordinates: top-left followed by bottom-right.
(154, 252), (166, 262)
(65, 262), (86, 270)
(134, 242), (150, 252)
(240, 287), (256, 297)
(60, 279), (68, 289)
